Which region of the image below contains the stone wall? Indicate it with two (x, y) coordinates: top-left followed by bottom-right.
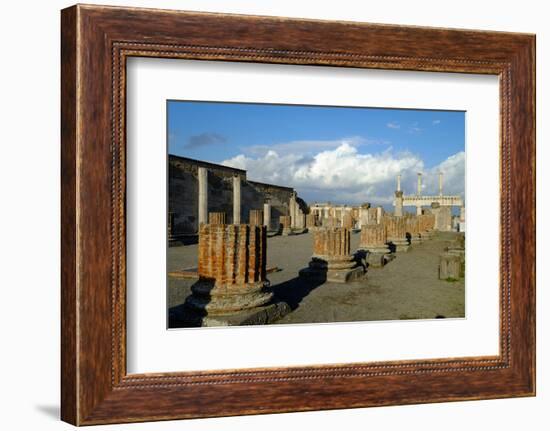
(169, 155), (296, 236)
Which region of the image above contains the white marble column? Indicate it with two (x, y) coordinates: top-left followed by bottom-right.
(232, 175), (241, 224)
(416, 205), (422, 215)
(289, 192), (297, 228)
(263, 200), (271, 230)
(198, 167), (208, 226)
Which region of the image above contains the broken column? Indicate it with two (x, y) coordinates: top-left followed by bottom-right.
(232, 175), (241, 225)
(280, 215), (292, 236)
(406, 216), (422, 244)
(358, 224), (391, 267)
(419, 213), (436, 239)
(198, 167), (208, 226)
(376, 206), (384, 224)
(249, 209), (263, 226)
(384, 215), (410, 252)
(185, 224), (273, 315)
(439, 253), (462, 280)
(300, 227), (365, 283)
(295, 207), (305, 230)
(432, 202), (452, 231)
(306, 213), (317, 229)
(208, 212), (226, 225)
(342, 213), (354, 229)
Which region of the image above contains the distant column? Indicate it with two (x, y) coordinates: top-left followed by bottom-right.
(397, 174), (402, 192)
(198, 167), (208, 226)
(376, 206), (384, 224)
(232, 175), (241, 225)
(289, 192), (297, 228)
(416, 205), (422, 216)
(263, 200), (271, 230)
(394, 191), (403, 217)
(439, 172), (444, 196)
(417, 172), (422, 195)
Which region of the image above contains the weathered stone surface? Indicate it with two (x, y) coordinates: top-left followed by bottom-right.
(439, 253), (463, 280)
(394, 190), (404, 216)
(208, 211), (226, 225)
(431, 202), (453, 231)
(384, 215), (410, 252)
(405, 216), (422, 243)
(306, 213), (317, 228)
(280, 215), (292, 235)
(342, 213), (354, 229)
(300, 227), (365, 283)
(358, 224), (391, 267)
(249, 209), (263, 226)
(185, 224), (273, 315)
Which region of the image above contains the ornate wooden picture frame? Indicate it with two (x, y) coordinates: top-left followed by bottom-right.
(61, 4), (535, 425)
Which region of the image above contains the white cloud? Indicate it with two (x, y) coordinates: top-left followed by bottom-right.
(432, 119), (441, 125)
(221, 141), (462, 206)
(386, 121), (400, 129)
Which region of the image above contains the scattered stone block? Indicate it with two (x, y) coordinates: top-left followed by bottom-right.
(439, 253), (462, 280)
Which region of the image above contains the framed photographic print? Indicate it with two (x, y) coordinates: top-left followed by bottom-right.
(61, 4), (535, 425)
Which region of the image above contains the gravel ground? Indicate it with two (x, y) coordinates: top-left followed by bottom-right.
(168, 230), (465, 327)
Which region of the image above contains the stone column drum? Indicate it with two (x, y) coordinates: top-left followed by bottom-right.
(406, 216), (422, 243)
(208, 212), (226, 225)
(306, 213), (317, 229)
(280, 215), (292, 236)
(299, 228), (365, 283)
(185, 224), (273, 315)
(342, 213), (354, 229)
(358, 224), (391, 267)
(249, 209), (263, 226)
(385, 216), (410, 252)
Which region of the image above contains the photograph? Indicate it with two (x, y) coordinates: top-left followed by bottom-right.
(166, 101), (466, 328)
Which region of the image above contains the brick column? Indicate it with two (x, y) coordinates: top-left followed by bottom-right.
(208, 212), (226, 225)
(185, 224), (272, 315)
(384, 215), (410, 252)
(300, 227), (365, 283)
(358, 224), (391, 267)
(249, 209), (263, 226)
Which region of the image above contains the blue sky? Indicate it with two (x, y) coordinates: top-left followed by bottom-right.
(167, 100), (465, 207)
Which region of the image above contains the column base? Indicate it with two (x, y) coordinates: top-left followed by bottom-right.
(388, 238), (411, 252)
(299, 256), (366, 283)
(186, 279), (273, 315)
(170, 301), (291, 327)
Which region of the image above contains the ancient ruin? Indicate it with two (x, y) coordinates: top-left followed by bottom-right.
(168, 155), (465, 328)
(280, 215), (292, 236)
(182, 223), (289, 325)
(358, 224), (391, 267)
(300, 227), (365, 283)
(249, 209), (263, 226)
(208, 211), (226, 225)
(384, 215), (410, 252)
